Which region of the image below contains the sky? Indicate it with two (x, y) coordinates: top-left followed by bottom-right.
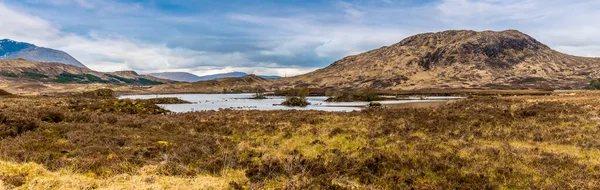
(0, 0), (599, 76)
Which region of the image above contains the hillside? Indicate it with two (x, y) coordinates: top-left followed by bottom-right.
(0, 59), (170, 85)
(149, 71), (282, 82)
(150, 74), (269, 93)
(0, 39), (87, 68)
(147, 72), (203, 82)
(277, 30), (600, 90)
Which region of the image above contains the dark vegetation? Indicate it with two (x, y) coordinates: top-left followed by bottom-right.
(0, 72), (18, 78)
(1, 91), (600, 188)
(54, 73), (112, 84)
(588, 79), (600, 90)
(251, 89), (267, 99)
(21, 71), (48, 80)
(368, 101), (382, 108)
(104, 74), (163, 85)
(326, 87), (383, 102)
(281, 88), (310, 107)
(77, 89), (116, 98)
(144, 97), (192, 104)
(0, 89), (12, 96)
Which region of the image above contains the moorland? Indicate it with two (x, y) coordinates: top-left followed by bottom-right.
(2, 29), (600, 189)
(1, 89), (600, 189)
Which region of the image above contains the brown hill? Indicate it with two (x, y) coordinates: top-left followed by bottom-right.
(150, 74), (270, 93)
(278, 30), (600, 90)
(0, 58), (171, 85)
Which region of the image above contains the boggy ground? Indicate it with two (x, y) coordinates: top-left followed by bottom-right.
(1, 92), (600, 189)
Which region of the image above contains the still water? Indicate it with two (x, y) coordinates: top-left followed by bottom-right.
(120, 94), (463, 113)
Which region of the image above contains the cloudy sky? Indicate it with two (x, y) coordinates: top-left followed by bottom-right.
(0, 0), (599, 76)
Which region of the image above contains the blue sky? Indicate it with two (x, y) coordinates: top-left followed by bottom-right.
(0, 0), (599, 76)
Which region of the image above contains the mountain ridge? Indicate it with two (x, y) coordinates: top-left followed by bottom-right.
(148, 71), (281, 82)
(0, 59), (171, 85)
(274, 30), (600, 90)
(0, 39), (87, 68)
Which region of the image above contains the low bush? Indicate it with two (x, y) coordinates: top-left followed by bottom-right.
(0, 72), (18, 78)
(368, 101), (382, 107)
(55, 73), (86, 83)
(78, 89), (116, 98)
(21, 72), (48, 80)
(326, 87), (382, 102)
(144, 97), (191, 104)
(281, 97), (309, 107)
(588, 79), (600, 89)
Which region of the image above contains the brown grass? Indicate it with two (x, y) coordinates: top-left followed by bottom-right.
(1, 92), (600, 188)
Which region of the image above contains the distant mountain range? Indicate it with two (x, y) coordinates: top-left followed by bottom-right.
(0, 39), (87, 68)
(148, 71), (281, 82)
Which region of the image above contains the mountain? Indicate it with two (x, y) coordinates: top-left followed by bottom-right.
(260, 75), (282, 79)
(278, 30), (600, 90)
(0, 39), (87, 68)
(0, 59), (171, 85)
(147, 72), (203, 82)
(150, 74), (270, 93)
(148, 71), (282, 82)
(198, 72), (247, 81)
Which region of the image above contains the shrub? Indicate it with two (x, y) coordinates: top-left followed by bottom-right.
(326, 87), (382, 102)
(137, 78), (163, 85)
(0, 72), (18, 78)
(281, 88), (310, 107)
(55, 73), (86, 83)
(104, 74), (163, 85)
(78, 89), (116, 98)
(105, 74), (136, 84)
(368, 101), (382, 108)
(21, 72), (48, 80)
(588, 79), (600, 90)
(85, 74), (110, 83)
(145, 98), (191, 104)
(281, 97), (309, 107)
(251, 91), (267, 100)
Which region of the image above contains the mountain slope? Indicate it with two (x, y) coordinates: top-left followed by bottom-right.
(150, 74), (269, 93)
(149, 71), (282, 82)
(0, 59), (170, 85)
(0, 39), (87, 68)
(280, 30), (600, 90)
(147, 72), (203, 82)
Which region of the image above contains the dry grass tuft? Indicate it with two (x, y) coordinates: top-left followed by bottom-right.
(1, 91), (600, 188)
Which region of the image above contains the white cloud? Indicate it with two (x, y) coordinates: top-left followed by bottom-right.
(22, 0), (141, 12)
(436, 0), (600, 57)
(0, 2), (273, 74)
(231, 13), (407, 59)
(3, 0), (600, 78)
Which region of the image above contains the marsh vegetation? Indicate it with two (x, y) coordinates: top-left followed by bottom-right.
(1, 89), (600, 189)
(281, 88), (310, 107)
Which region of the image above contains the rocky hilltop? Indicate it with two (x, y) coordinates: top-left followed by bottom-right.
(279, 30), (600, 90)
